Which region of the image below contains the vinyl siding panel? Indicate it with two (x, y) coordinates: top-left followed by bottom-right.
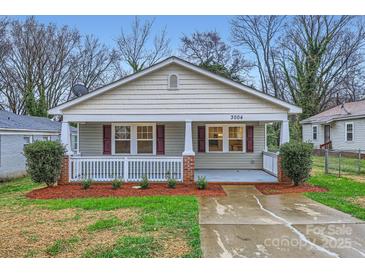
(64, 64), (287, 115)
(192, 122), (265, 169)
(79, 123), (104, 156)
(330, 119), (365, 150)
(302, 124), (324, 149)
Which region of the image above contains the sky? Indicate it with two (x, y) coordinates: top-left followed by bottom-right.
(15, 15), (233, 54)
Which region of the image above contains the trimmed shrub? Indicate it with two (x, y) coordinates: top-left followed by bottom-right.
(23, 141), (65, 186)
(167, 178), (177, 189)
(112, 179), (123, 189)
(196, 176), (208, 190)
(140, 175), (149, 189)
(82, 179), (92, 190)
(279, 142), (313, 186)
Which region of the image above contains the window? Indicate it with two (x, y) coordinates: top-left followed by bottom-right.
(71, 134), (78, 151)
(312, 125), (318, 141)
(206, 125), (245, 153)
(115, 126), (131, 154)
(113, 124), (155, 155)
(137, 126), (153, 154)
(168, 74), (178, 89)
(23, 136), (32, 147)
(229, 127), (243, 152)
(345, 122), (354, 142)
(208, 126), (223, 152)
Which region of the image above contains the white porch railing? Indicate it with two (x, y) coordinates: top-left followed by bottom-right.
(69, 156), (183, 182)
(263, 151), (278, 177)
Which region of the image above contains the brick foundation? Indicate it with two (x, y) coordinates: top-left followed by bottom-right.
(183, 155), (195, 185)
(277, 155), (291, 183)
(58, 156), (70, 185)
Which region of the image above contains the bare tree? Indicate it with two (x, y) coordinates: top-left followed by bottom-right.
(280, 16), (365, 119)
(179, 31), (252, 82)
(231, 16), (285, 97)
(68, 35), (122, 99)
(116, 17), (171, 73)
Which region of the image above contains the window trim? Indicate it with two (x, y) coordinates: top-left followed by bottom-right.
(312, 125), (318, 141)
(71, 133), (78, 152)
(23, 135), (33, 146)
(168, 73), (179, 90)
(205, 124), (246, 153)
(111, 123), (156, 155)
(345, 122), (354, 142)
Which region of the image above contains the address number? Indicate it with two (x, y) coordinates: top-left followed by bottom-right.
(230, 114), (244, 120)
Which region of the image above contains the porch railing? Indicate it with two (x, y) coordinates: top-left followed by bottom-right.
(263, 151), (278, 177)
(69, 156), (183, 182)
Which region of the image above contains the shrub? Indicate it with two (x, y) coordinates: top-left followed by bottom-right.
(112, 179), (123, 189)
(139, 175), (149, 189)
(23, 141), (65, 187)
(82, 179), (92, 190)
(196, 176), (208, 190)
(279, 142), (313, 186)
(167, 177), (177, 189)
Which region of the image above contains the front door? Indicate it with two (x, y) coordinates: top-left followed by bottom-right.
(324, 125), (331, 143)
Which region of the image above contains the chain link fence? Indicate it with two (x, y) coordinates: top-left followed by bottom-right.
(313, 149), (365, 177)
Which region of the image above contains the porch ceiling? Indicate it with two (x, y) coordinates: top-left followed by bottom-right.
(195, 169), (277, 183)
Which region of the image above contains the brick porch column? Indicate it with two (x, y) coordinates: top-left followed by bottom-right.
(183, 155), (195, 184)
(58, 156), (70, 185)
(277, 155), (291, 183)
(182, 120), (195, 184)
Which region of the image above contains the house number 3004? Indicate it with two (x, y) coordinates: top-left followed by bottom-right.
(230, 114), (244, 120)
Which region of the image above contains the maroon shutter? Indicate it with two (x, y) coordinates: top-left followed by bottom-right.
(103, 125), (111, 155)
(246, 126), (254, 153)
(156, 125), (165, 155)
(198, 126), (206, 153)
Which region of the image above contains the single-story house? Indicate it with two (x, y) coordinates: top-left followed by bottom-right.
(301, 100), (365, 151)
(0, 111), (77, 180)
(49, 56), (302, 184)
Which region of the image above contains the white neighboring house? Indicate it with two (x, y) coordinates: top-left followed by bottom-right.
(49, 56), (302, 184)
(301, 100), (365, 151)
(0, 111), (77, 180)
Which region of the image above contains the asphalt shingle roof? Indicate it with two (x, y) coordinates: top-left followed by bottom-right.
(0, 110), (61, 132)
(301, 100), (365, 124)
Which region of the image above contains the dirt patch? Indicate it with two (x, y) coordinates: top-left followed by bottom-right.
(160, 236), (191, 257)
(347, 196), (365, 208)
(255, 183), (327, 195)
(0, 205), (139, 258)
(26, 183), (226, 200)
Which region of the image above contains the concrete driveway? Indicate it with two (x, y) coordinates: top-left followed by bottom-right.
(199, 186), (365, 258)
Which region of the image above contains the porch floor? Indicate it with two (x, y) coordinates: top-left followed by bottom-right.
(194, 169), (277, 183)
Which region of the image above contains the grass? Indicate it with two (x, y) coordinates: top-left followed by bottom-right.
(306, 174), (365, 220)
(0, 177), (201, 258)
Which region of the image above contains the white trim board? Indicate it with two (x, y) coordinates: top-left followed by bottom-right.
(49, 56), (302, 115)
(63, 113), (289, 122)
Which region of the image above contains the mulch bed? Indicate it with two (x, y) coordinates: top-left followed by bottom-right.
(255, 183), (327, 195)
(26, 183), (226, 200)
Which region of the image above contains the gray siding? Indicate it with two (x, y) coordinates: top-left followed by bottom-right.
(302, 124), (324, 149)
(193, 122), (265, 169)
(78, 122), (265, 169)
(64, 64), (287, 116)
(0, 134), (59, 180)
(331, 119), (365, 151)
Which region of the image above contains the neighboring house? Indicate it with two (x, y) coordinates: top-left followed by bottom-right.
(0, 111), (77, 180)
(49, 56), (302, 184)
(301, 100), (365, 151)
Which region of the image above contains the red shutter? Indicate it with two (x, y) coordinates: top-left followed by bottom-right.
(198, 126), (206, 153)
(246, 126), (254, 153)
(103, 125), (111, 155)
(156, 125), (165, 155)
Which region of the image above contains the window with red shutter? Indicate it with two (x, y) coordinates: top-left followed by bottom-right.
(246, 126), (254, 153)
(156, 125), (165, 155)
(198, 126), (206, 152)
(103, 125), (112, 155)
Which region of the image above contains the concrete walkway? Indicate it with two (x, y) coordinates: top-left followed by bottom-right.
(199, 186), (365, 258)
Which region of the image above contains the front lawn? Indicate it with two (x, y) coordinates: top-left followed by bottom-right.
(306, 174), (365, 221)
(0, 177), (201, 258)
